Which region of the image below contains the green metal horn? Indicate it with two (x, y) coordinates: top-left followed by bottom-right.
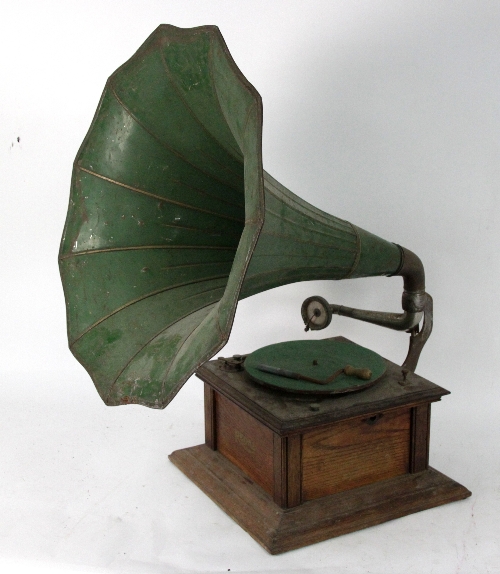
(59, 25), (429, 409)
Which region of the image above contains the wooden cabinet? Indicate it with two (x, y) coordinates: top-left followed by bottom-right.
(170, 340), (470, 553)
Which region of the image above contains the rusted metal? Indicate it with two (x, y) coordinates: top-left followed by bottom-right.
(301, 246), (432, 371)
(402, 294), (433, 372)
(218, 355), (247, 372)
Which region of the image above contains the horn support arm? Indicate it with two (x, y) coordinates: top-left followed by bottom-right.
(301, 246), (433, 372)
(328, 303), (423, 331)
(331, 246), (426, 331)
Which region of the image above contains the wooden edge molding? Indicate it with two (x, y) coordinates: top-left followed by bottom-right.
(169, 444), (471, 554)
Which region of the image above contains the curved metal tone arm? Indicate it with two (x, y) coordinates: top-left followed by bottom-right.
(329, 246), (427, 332)
(329, 304), (422, 331)
(301, 246), (433, 371)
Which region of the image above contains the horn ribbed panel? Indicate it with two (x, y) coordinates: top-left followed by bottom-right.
(59, 26), (259, 408)
(60, 25), (401, 409)
(240, 173), (358, 298)
(240, 172), (401, 299)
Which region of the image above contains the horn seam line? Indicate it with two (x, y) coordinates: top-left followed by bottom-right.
(264, 177), (353, 231)
(245, 266), (352, 279)
(343, 223), (362, 278)
(76, 166), (245, 224)
(68, 274), (230, 347)
(159, 220), (242, 239)
(265, 202), (355, 235)
(257, 229), (357, 253)
(108, 81), (242, 193)
(59, 244), (238, 260)
(158, 305), (218, 400)
(264, 209), (357, 242)
(208, 35), (245, 158)
(241, 100), (258, 146)
(197, 147), (244, 181)
(182, 285), (225, 301)
(159, 45), (244, 164)
(249, 254), (354, 263)
(104, 300), (219, 404)
(170, 178), (245, 211)
(159, 260), (234, 270)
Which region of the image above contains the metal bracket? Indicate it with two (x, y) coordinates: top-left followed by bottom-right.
(300, 292), (433, 373)
(217, 354), (247, 372)
(402, 294), (433, 372)
(301, 246), (433, 373)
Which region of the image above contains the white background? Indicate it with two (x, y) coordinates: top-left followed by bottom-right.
(1, 1), (499, 572)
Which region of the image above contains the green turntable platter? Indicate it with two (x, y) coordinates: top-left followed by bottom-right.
(244, 339), (386, 395)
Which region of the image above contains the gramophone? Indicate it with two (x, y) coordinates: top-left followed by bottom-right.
(59, 25), (470, 553)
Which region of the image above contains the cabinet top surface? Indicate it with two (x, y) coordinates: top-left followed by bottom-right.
(197, 339), (449, 433)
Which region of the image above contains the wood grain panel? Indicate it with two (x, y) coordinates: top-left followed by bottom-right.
(204, 384), (216, 450)
(287, 434), (302, 508)
(215, 391), (275, 495)
(302, 408), (411, 500)
(410, 403), (431, 472)
(273, 434), (287, 507)
(272, 434), (302, 508)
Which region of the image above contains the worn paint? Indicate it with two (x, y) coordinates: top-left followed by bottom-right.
(59, 25), (402, 409)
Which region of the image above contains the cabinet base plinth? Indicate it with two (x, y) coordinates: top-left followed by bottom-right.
(169, 444), (470, 554)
